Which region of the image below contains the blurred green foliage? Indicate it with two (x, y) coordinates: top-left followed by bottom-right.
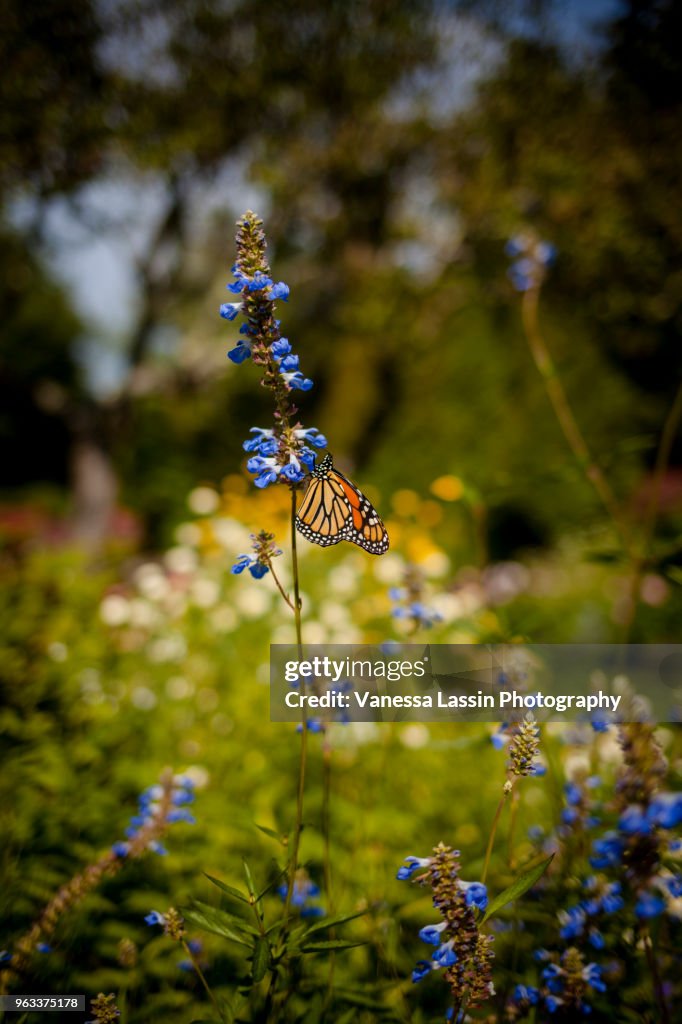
(1, 0), (681, 551)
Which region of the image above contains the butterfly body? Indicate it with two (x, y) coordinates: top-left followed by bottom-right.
(295, 453), (389, 555)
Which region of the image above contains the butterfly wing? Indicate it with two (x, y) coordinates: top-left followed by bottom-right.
(295, 475), (354, 547)
(331, 469), (390, 555)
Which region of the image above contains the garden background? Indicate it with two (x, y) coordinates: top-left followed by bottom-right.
(1, 1), (682, 1021)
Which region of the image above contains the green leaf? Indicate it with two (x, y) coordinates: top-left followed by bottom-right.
(242, 858), (257, 899)
(251, 936), (270, 982)
(204, 873), (250, 904)
(255, 824), (284, 844)
(301, 939), (365, 953)
(181, 901), (254, 947)
(301, 909), (366, 938)
(481, 854), (554, 924)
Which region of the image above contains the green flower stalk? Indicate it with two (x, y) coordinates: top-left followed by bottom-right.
(507, 712), (541, 782)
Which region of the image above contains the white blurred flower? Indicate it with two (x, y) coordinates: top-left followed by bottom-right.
(329, 627), (363, 643)
(233, 586), (271, 619)
(79, 668), (101, 693)
(327, 564), (358, 596)
(175, 522), (202, 547)
(211, 517), (251, 550)
(272, 623), (296, 644)
(400, 723), (430, 748)
(191, 577), (221, 608)
(147, 634), (187, 663)
(165, 545), (198, 574)
(128, 598), (160, 629)
(210, 605), (238, 632)
(133, 563), (169, 600)
(319, 602), (351, 627)
(345, 722), (380, 744)
(47, 641), (68, 662)
(373, 552), (405, 584)
(100, 594), (130, 626)
(420, 551), (451, 579)
(188, 486), (220, 515)
(300, 621), (328, 644)
(184, 765), (210, 788)
(131, 686), (157, 710)
(564, 752), (592, 778)
(483, 562), (530, 604)
(166, 676), (194, 700)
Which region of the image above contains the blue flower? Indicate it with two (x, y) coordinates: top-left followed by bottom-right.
(647, 791), (682, 829)
(246, 272), (273, 292)
(582, 962), (606, 993)
(296, 718), (325, 733)
(294, 427), (327, 448)
(564, 781), (582, 806)
(145, 910), (166, 926)
(513, 984), (540, 1005)
(397, 855), (430, 881)
(278, 873), (324, 917)
(0, 951), (12, 964)
(112, 841), (129, 858)
(392, 601), (443, 628)
(619, 804), (651, 835)
(590, 832), (623, 869)
(231, 553), (270, 579)
(167, 808), (196, 825)
(432, 939), (457, 967)
(559, 905), (586, 940)
(462, 881), (488, 912)
(590, 714), (610, 733)
(219, 302), (241, 321)
(419, 922), (446, 945)
(600, 882), (623, 914)
(228, 340), (252, 363)
(268, 281), (290, 301)
(635, 891), (665, 919)
(412, 960), (433, 983)
(588, 927), (605, 949)
(279, 354), (300, 373)
(270, 338), (292, 359)
(280, 460), (306, 483)
(281, 370), (313, 391)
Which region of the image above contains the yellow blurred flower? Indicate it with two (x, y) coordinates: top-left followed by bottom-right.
(430, 475), (463, 501)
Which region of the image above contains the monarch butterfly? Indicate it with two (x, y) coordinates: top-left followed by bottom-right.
(295, 453), (389, 555)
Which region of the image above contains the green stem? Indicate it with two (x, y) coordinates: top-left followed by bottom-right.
(283, 488), (307, 925)
(268, 558), (294, 611)
(521, 287), (634, 557)
(508, 787), (520, 870)
(621, 379), (682, 642)
(642, 925), (670, 1024)
(182, 940), (226, 1023)
(321, 740), (337, 1011)
(481, 790), (509, 886)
